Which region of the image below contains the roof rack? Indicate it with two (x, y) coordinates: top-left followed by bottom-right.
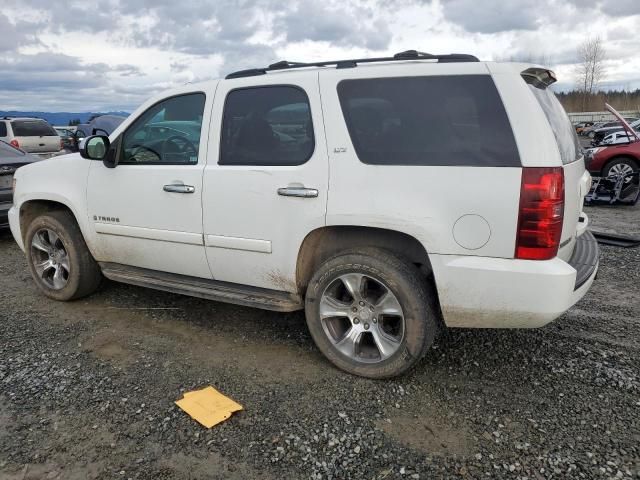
(225, 50), (479, 79)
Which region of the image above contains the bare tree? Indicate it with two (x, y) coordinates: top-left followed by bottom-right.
(575, 36), (606, 111)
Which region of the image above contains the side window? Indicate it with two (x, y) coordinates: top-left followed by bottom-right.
(120, 93), (206, 165)
(337, 76), (520, 167)
(527, 85), (581, 165)
(219, 86), (314, 166)
(0, 122), (7, 137)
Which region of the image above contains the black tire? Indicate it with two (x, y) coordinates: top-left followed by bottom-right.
(304, 248), (439, 378)
(603, 157), (638, 178)
(25, 210), (102, 301)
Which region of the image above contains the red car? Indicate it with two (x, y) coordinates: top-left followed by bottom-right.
(587, 104), (639, 178)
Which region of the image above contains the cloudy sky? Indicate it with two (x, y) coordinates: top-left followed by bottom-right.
(1, 0), (640, 112)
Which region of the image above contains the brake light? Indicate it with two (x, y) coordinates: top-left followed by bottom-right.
(10, 139), (19, 148)
(60, 138), (64, 150)
(515, 167), (564, 260)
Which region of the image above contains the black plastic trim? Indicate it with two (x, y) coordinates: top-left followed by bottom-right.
(225, 50), (479, 79)
(99, 262), (303, 312)
(568, 230), (599, 290)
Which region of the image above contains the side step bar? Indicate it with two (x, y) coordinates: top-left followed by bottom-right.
(99, 263), (303, 312)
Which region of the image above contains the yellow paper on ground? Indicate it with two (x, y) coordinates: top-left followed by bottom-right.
(175, 386), (243, 428)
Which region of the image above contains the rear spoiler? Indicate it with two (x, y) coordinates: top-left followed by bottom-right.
(605, 103), (640, 142)
(521, 67), (557, 89)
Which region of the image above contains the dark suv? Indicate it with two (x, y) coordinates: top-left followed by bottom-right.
(0, 140), (40, 228)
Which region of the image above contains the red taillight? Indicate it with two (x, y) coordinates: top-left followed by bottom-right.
(60, 138), (64, 150)
(10, 139), (19, 148)
(515, 167), (564, 260)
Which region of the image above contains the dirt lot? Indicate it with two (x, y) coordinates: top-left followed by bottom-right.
(0, 203), (639, 479)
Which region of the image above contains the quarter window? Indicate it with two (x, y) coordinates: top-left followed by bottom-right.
(0, 122), (7, 137)
(337, 75), (520, 167)
(527, 85), (581, 165)
(121, 93), (205, 165)
(219, 86), (314, 166)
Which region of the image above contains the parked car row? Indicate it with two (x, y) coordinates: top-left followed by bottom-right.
(577, 117), (638, 139)
(584, 105), (640, 180)
(0, 140), (40, 228)
(590, 118), (640, 146)
(0, 114), (126, 229)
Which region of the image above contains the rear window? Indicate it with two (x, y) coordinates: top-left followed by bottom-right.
(11, 120), (57, 137)
(337, 75), (520, 167)
(527, 85), (581, 165)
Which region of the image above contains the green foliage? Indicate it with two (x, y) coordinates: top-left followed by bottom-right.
(557, 89), (640, 113)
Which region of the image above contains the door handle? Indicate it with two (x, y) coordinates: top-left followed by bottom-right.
(277, 187), (319, 198)
(163, 184), (195, 194)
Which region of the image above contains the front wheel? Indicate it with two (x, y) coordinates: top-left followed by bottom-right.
(25, 210), (102, 301)
(304, 249), (439, 378)
(603, 157), (638, 181)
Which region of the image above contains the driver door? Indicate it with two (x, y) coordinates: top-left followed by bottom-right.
(86, 88), (215, 278)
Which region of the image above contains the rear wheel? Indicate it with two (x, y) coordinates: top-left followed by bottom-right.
(25, 210), (102, 301)
(304, 248), (438, 378)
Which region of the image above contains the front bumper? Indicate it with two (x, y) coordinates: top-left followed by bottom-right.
(431, 232), (599, 329)
(8, 206), (24, 250)
(0, 202), (10, 228)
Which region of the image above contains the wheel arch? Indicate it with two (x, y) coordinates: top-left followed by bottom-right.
(296, 226), (435, 293)
(19, 199), (80, 244)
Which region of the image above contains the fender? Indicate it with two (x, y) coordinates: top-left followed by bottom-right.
(11, 153), (99, 256)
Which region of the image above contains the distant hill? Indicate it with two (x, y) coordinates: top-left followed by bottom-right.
(0, 111), (129, 126)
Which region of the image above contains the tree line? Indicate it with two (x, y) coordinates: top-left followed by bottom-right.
(556, 89), (640, 113)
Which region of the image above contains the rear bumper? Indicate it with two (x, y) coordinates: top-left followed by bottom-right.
(431, 232), (599, 328)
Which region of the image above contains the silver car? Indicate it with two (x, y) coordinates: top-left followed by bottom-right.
(0, 117), (62, 158)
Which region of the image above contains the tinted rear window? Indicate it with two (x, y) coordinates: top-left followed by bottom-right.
(527, 86), (581, 165)
(11, 120), (57, 137)
(0, 122), (7, 137)
(337, 75), (520, 167)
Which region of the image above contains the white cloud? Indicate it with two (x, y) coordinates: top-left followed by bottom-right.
(0, 0), (639, 111)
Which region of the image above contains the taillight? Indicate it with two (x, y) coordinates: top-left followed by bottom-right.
(515, 167), (564, 260)
(10, 139), (19, 148)
(60, 138), (64, 150)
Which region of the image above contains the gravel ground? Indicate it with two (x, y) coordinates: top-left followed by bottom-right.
(0, 203), (639, 480)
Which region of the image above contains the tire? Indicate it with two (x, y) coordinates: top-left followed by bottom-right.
(603, 157), (638, 179)
(304, 248), (439, 378)
(25, 210), (102, 301)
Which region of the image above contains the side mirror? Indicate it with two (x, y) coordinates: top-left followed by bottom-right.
(80, 135), (110, 161)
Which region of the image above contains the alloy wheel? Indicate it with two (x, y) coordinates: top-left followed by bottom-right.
(30, 228), (70, 290)
(609, 162), (635, 183)
(319, 273), (405, 363)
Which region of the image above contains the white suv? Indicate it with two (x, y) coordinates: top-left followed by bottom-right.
(0, 117), (62, 158)
(8, 51), (598, 378)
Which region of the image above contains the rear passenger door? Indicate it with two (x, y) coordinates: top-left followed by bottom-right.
(319, 65), (524, 259)
(202, 73), (328, 291)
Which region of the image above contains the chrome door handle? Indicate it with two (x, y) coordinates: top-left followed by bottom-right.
(163, 184), (195, 194)
(277, 187), (319, 198)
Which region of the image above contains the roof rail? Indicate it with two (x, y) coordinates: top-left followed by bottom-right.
(225, 50), (479, 79)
